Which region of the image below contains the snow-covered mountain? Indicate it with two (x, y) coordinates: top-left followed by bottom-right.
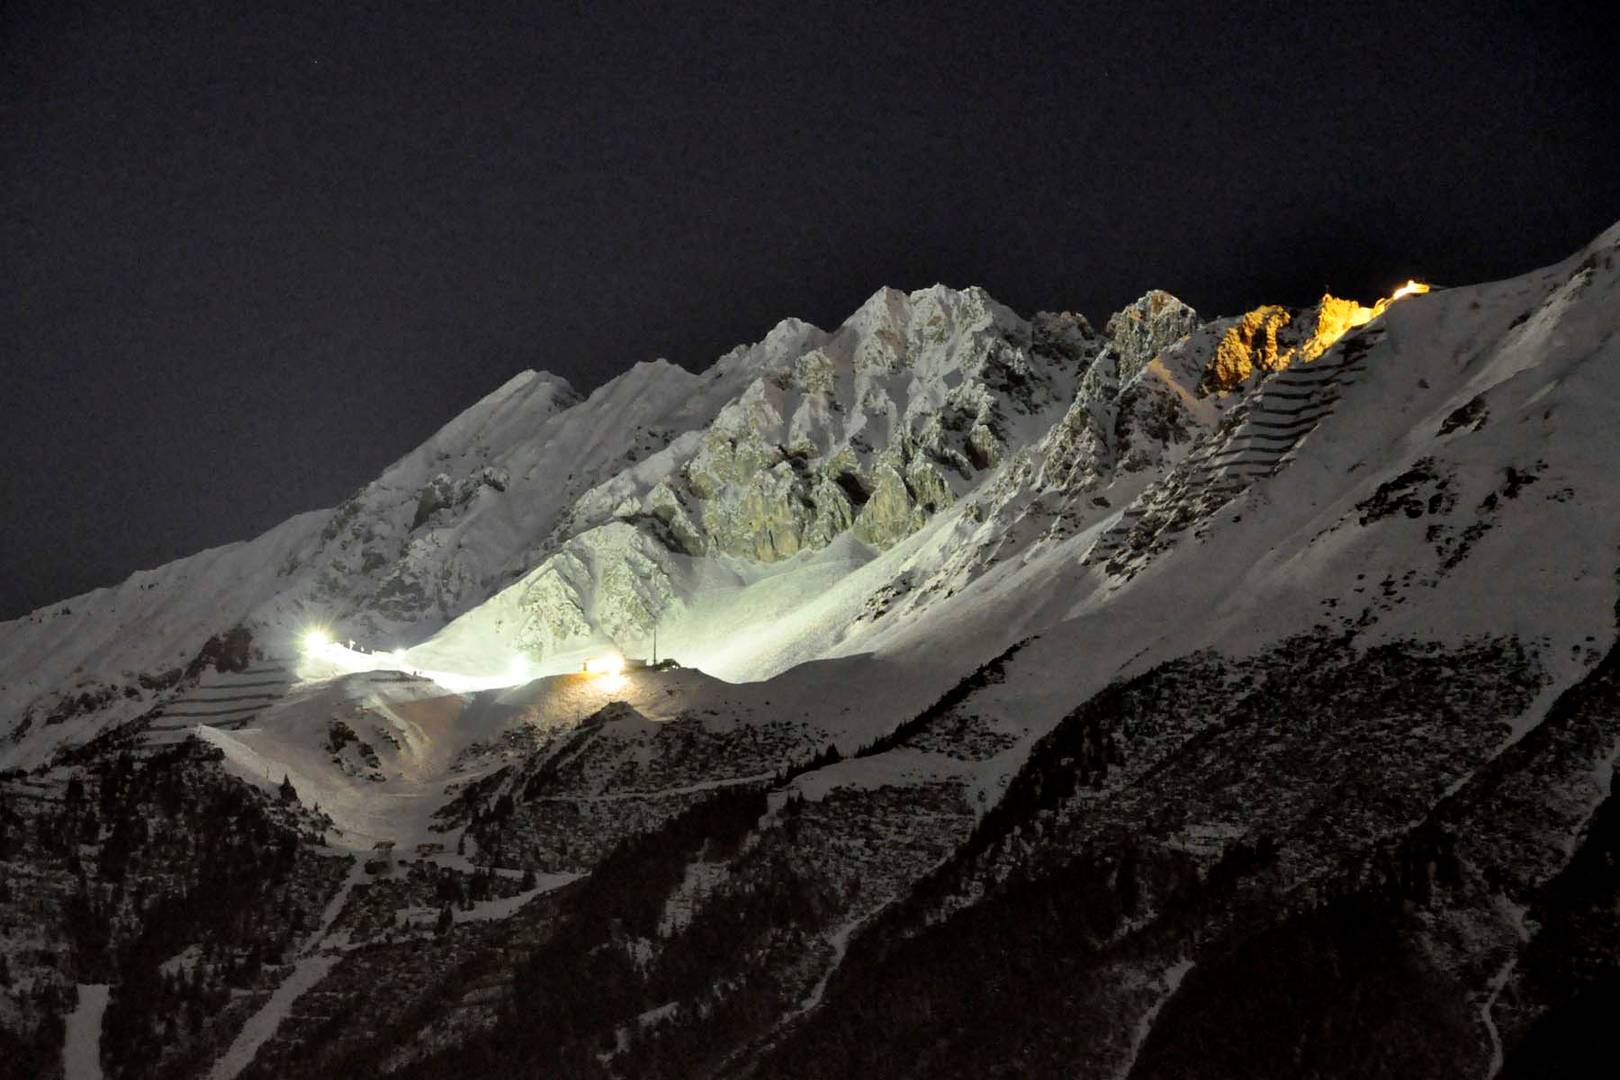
(3, 220), (1619, 1080)
(1, 280), (1102, 765)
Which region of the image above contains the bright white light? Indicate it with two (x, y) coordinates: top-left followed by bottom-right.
(390, 649), (408, 667)
(303, 627), (332, 653)
(583, 652), (627, 692)
(584, 652), (625, 677)
(509, 655), (531, 682)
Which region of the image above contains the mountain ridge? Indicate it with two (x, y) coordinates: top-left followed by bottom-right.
(3, 222), (1619, 1080)
(0, 279), (1153, 765)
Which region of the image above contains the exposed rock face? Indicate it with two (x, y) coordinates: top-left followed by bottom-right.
(490, 285), (1097, 657)
(916, 289), (1217, 587)
(1206, 286), (1429, 392)
(1305, 293), (1380, 360)
(1042, 290), (1204, 493)
(642, 285), (1092, 562)
(1103, 289), (1200, 384)
(850, 460), (928, 547)
(476, 286), (1099, 659)
(1305, 283), (1430, 361)
(1207, 304), (1301, 391)
(896, 274), (1443, 605)
(509, 522), (681, 656)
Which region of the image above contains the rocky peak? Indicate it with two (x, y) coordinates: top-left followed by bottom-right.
(1103, 290), (1201, 384)
(829, 284), (1031, 378)
(707, 316), (831, 387)
(449, 284), (1098, 661)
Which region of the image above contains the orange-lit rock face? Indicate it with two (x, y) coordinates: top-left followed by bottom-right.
(1210, 305), (1296, 390)
(1304, 294), (1378, 360)
(1208, 282), (1430, 392)
(1303, 281), (1430, 360)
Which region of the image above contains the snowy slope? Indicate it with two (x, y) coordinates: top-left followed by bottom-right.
(0, 510), (329, 766)
(771, 219), (1620, 818)
(0, 327), (816, 766)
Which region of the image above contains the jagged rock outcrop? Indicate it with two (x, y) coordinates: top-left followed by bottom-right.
(1202, 283), (1433, 393)
(1103, 289), (1200, 384)
(508, 522), (681, 656)
(1041, 290), (1204, 493)
(1206, 304), (1302, 391)
(470, 285), (1100, 660)
(910, 289), (1216, 585)
(597, 285), (1094, 564)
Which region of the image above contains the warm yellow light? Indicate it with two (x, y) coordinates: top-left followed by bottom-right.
(1296, 279), (1434, 364)
(303, 627), (332, 653)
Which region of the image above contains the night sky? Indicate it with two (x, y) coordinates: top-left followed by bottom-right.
(3, 0), (1617, 619)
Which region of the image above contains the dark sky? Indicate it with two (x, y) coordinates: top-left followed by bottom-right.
(3, 0), (1617, 618)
